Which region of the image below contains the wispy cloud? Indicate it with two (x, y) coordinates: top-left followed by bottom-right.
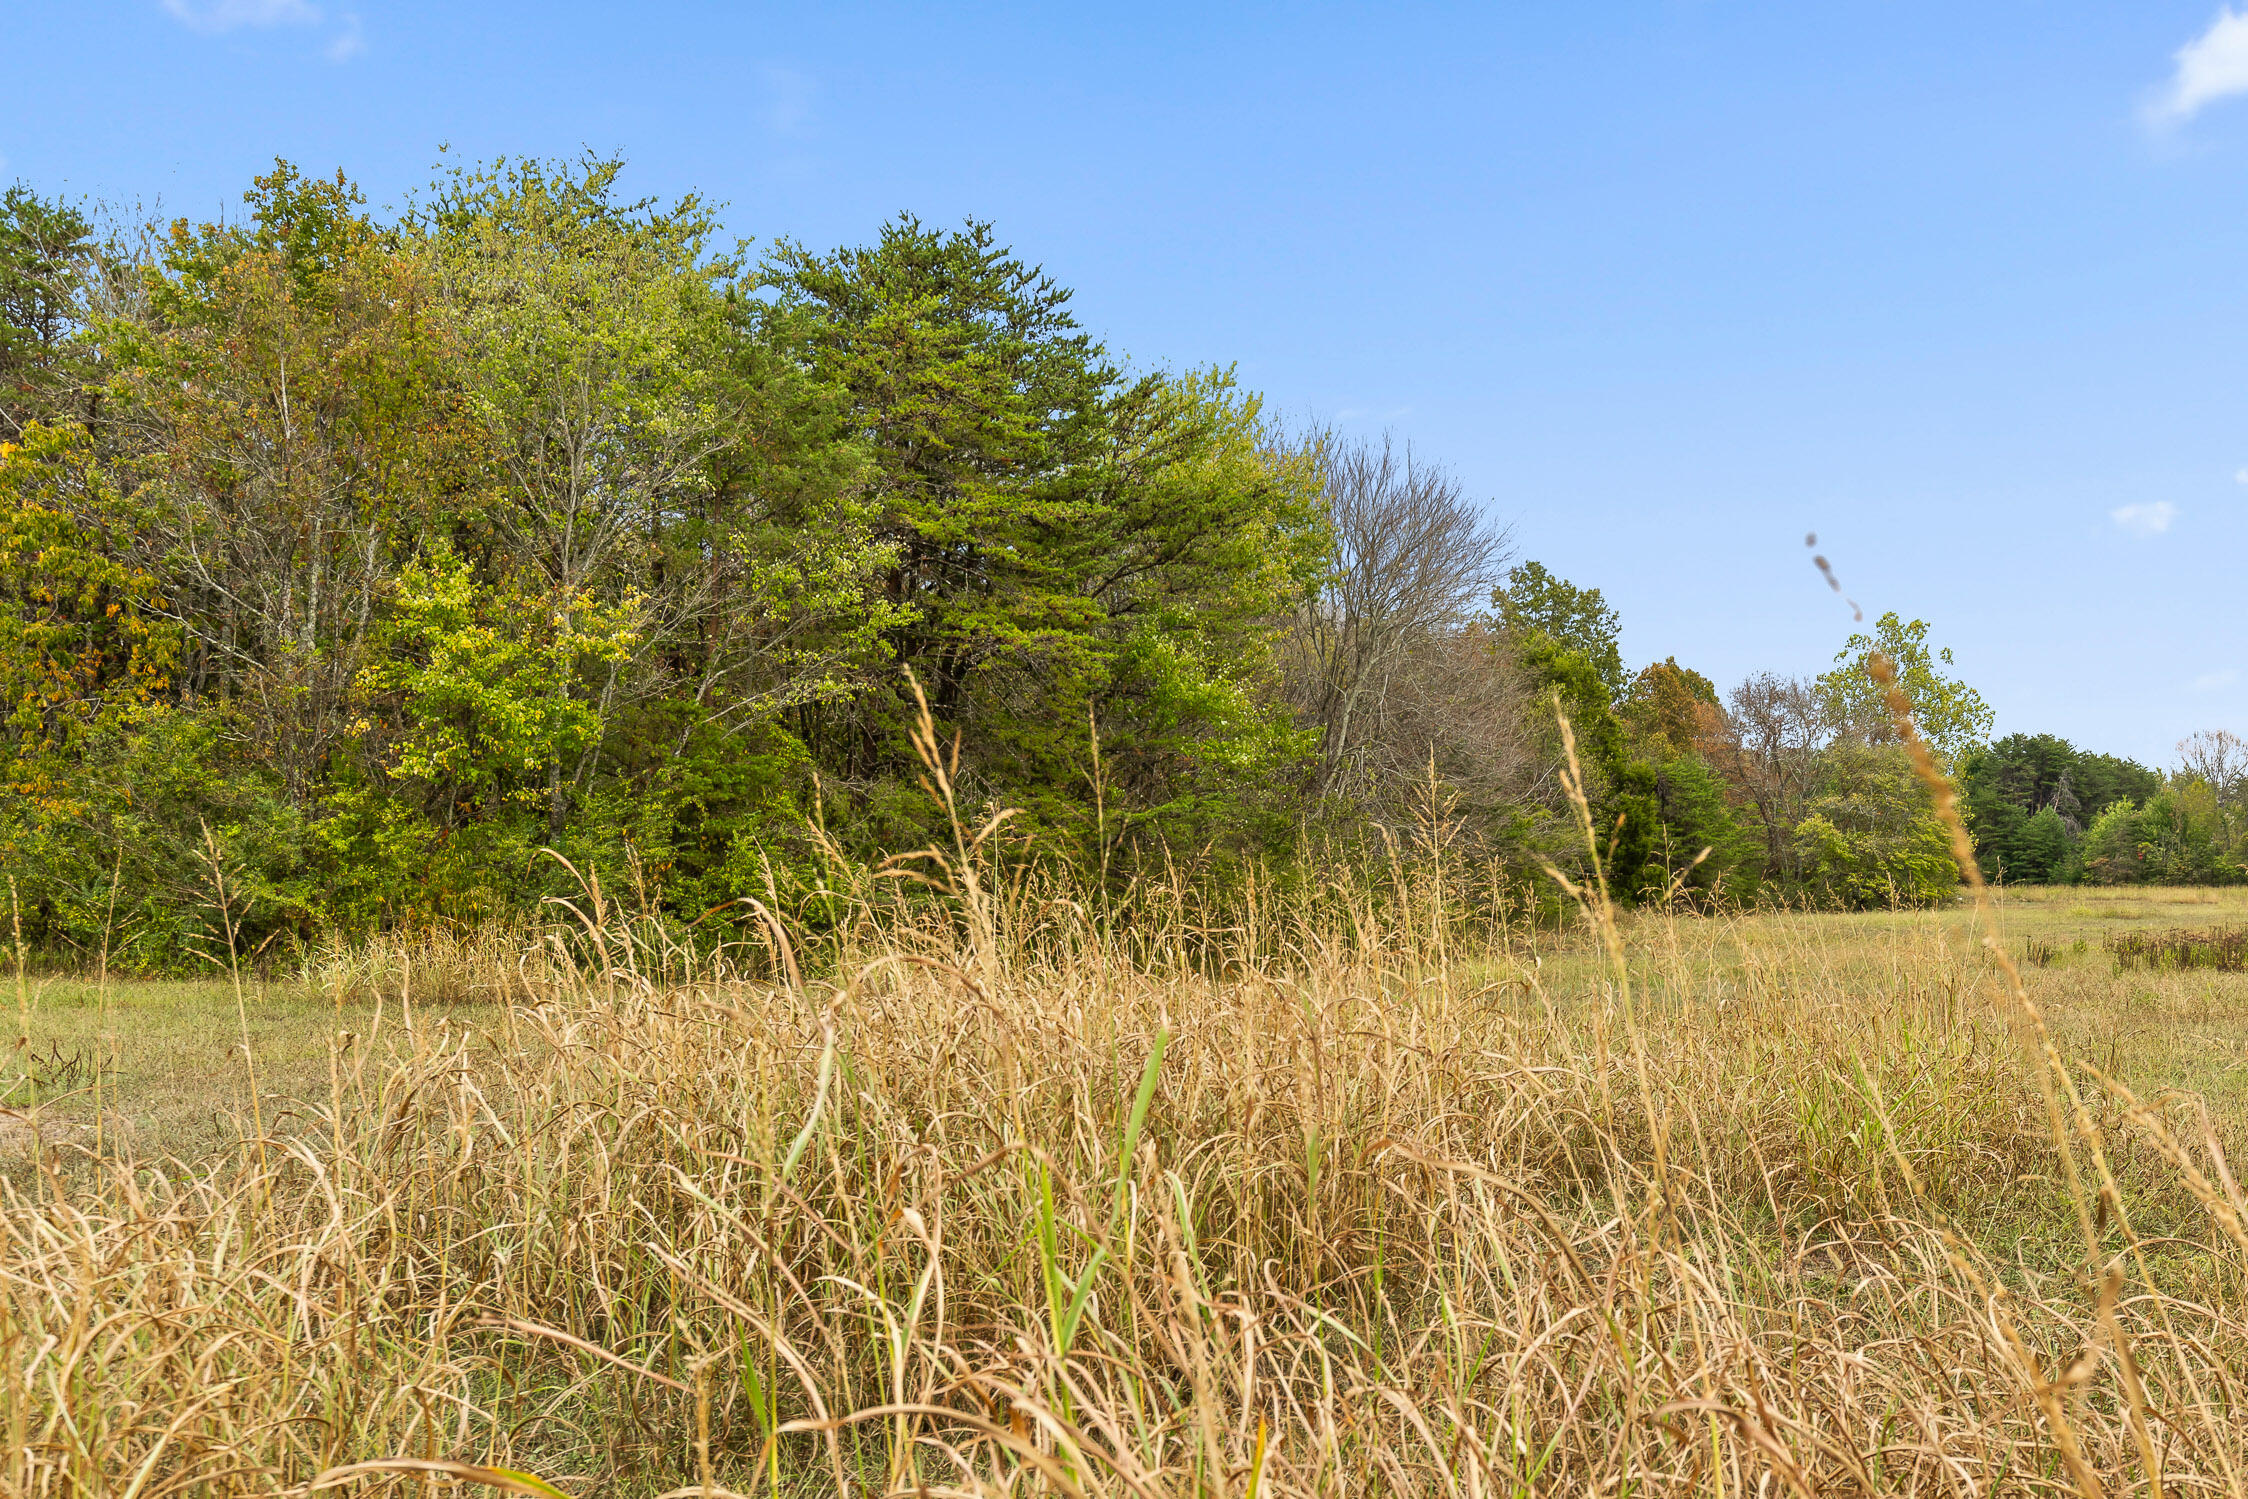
(327, 10), (363, 60)
(2236, 465), (2248, 485)
(160, 0), (321, 32)
(759, 65), (815, 136)
(2149, 8), (2248, 125)
(2111, 501), (2179, 536)
(160, 0), (364, 61)
(2193, 668), (2240, 692)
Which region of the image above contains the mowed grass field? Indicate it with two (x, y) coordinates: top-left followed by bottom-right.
(8, 882), (2248, 1495)
(4, 975), (491, 1163)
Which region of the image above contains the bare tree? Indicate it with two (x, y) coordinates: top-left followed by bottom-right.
(1286, 435), (1517, 811)
(2179, 729), (2248, 810)
(110, 216), (430, 803)
(1711, 673), (1834, 880)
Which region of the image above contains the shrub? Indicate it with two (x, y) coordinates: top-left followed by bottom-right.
(1791, 743), (1957, 907)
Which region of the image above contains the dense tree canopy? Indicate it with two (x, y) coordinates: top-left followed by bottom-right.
(1493, 560), (1625, 701)
(1962, 731), (2241, 888)
(0, 185), (94, 438)
(0, 157), (2234, 963)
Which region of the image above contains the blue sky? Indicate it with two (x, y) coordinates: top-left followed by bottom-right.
(5, 3), (2247, 765)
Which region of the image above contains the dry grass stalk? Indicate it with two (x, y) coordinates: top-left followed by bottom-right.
(2, 700), (2247, 1495)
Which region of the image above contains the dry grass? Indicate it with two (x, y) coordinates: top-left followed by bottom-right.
(2107, 925), (2248, 976)
(8, 838), (2248, 1491)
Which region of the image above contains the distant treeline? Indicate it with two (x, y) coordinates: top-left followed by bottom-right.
(1964, 732), (2246, 886)
(0, 159), (2238, 965)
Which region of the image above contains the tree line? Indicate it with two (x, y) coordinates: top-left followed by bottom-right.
(0, 158), (2238, 966)
(1963, 730), (2247, 886)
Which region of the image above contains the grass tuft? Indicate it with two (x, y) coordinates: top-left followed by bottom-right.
(2108, 924), (2248, 974)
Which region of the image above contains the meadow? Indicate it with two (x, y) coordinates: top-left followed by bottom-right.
(4, 864), (2248, 1498)
(10, 96), (2248, 1499)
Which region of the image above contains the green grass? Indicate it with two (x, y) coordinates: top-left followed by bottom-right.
(3, 973), (484, 1163)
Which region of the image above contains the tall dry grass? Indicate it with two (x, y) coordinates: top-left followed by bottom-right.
(6, 727), (2248, 1495)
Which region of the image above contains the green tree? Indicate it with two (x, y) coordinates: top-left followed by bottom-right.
(316, 548), (644, 921)
(1792, 744), (1957, 908)
(0, 184), (95, 438)
(766, 218), (1325, 847)
(1080, 374), (1326, 847)
(0, 426), (175, 779)
(106, 163), (468, 804)
(1515, 633), (1661, 898)
(2073, 751), (2163, 817)
(0, 430), (316, 964)
(2080, 800), (2145, 885)
(1960, 732), (2163, 883)
(1817, 612), (1992, 768)
(0, 425), (187, 948)
(415, 154), (894, 847)
(419, 155), (740, 592)
(1649, 751), (1757, 901)
(2081, 783), (2244, 886)
(1614, 657), (1752, 899)
(2010, 806), (2076, 884)
(765, 215), (1117, 771)
(1494, 561), (1625, 701)
(365, 549), (638, 815)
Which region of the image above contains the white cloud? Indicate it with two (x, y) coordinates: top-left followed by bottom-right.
(2111, 501), (2179, 536)
(2149, 8), (2248, 124)
(2193, 668), (2241, 691)
(161, 0), (322, 32)
(2235, 466), (2248, 484)
(162, 0), (362, 62)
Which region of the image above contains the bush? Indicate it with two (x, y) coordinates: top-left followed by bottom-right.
(2081, 786), (2245, 886)
(1791, 744), (1956, 908)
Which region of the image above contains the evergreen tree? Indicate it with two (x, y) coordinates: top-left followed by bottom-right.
(765, 217), (1325, 845)
(0, 184), (94, 438)
(1961, 733), (2162, 884)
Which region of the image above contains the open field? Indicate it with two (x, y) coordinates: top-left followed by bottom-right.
(6, 881), (2248, 1495)
(20, 884), (2248, 1165)
(5, 978), (488, 1164)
